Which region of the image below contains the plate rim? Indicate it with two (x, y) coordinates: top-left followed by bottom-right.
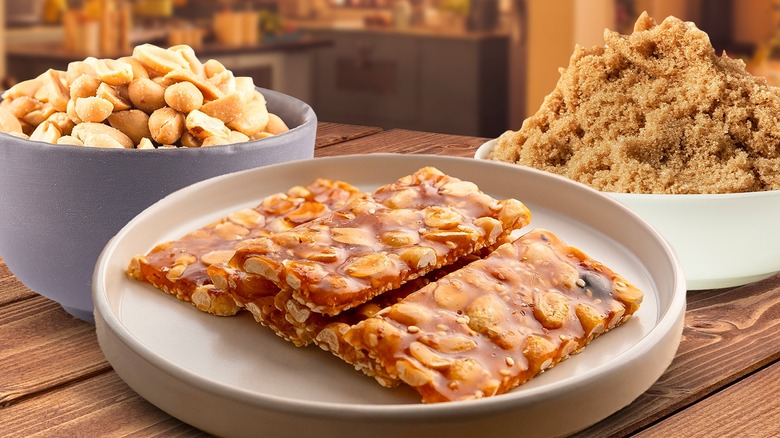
(93, 153), (686, 426)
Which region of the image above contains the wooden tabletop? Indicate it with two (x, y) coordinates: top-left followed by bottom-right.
(1, 122), (778, 437)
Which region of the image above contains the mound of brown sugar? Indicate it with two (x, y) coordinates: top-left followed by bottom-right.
(489, 12), (780, 194)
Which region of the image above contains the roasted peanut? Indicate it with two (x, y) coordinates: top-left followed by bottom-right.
(137, 137), (155, 149)
(94, 58), (134, 86)
(185, 109), (230, 139)
(228, 90), (269, 136)
(133, 43), (190, 75)
(380, 229), (420, 247)
(264, 113), (289, 135)
(128, 78), (166, 114)
(179, 130), (203, 147)
(423, 335), (478, 353)
(165, 69), (223, 101)
(398, 246), (436, 270)
(45, 112), (75, 136)
(423, 206), (462, 229)
(7, 131), (30, 140)
(107, 109), (152, 145)
(65, 60), (97, 84)
(448, 358), (489, 382)
(1, 76), (43, 100)
(439, 180), (480, 197)
(82, 133), (126, 148)
(96, 82), (132, 112)
(331, 227), (375, 246)
(164, 81), (204, 113)
(36, 69), (70, 112)
(473, 217), (503, 242)
(56, 135), (84, 146)
(409, 341), (452, 369)
(228, 208), (264, 227)
(66, 98), (82, 124)
(382, 188), (419, 209)
(533, 291), (570, 329)
(203, 59), (227, 78)
(168, 45), (204, 77)
(227, 130), (250, 144)
(466, 294), (505, 335)
(0, 107), (23, 133)
(523, 334), (557, 372)
(117, 56), (150, 80)
(29, 120), (61, 143)
(433, 280), (469, 310)
(69, 74), (101, 101)
(72, 122), (134, 149)
(201, 135), (230, 147)
(575, 303), (606, 338)
(7, 96), (40, 120)
(387, 302), (431, 326)
(344, 253), (393, 278)
(397, 360), (434, 386)
(208, 70), (236, 95)
(74, 96), (113, 123)
(234, 76), (256, 95)
(22, 104), (57, 127)
(200, 92), (244, 124)
(148, 107), (185, 145)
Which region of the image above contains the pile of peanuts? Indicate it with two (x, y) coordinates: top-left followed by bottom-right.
(0, 43), (289, 149)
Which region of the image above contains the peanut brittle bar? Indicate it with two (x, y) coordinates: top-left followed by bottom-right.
(208, 257), (480, 386)
(229, 166), (532, 317)
(126, 178), (362, 316)
(343, 228), (644, 403)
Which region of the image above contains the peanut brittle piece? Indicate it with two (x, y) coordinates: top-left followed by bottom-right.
(126, 178), (362, 315)
(343, 228), (644, 403)
(230, 167), (532, 317)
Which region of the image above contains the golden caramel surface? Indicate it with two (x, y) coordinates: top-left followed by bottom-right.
(344, 229), (643, 403)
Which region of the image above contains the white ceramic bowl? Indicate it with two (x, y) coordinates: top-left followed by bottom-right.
(476, 139), (780, 289)
(0, 88), (317, 322)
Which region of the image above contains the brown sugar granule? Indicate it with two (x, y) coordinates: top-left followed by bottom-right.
(489, 12), (780, 194)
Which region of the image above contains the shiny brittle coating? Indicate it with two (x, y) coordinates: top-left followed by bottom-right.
(229, 167), (532, 318)
(0, 43), (289, 148)
(343, 228), (644, 403)
(126, 178), (362, 315)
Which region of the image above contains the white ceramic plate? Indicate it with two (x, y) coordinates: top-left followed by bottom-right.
(476, 139), (780, 289)
(94, 154), (686, 438)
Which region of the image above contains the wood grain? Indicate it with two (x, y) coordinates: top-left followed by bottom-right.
(635, 361), (780, 438)
(315, 128), (489, 158)
(575, 273), (780, 437)
(0, 259), (37, 306)
(0, 293), (110, 407)
(314, 122), (383, 149)
(1, 371), (209, 437)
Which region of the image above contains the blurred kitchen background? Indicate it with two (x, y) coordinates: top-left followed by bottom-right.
(1, 0), (779, 137)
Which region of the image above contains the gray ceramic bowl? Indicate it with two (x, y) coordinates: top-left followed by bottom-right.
(0, 88), (316, 322)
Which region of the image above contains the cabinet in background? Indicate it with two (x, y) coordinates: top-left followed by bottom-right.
(305, 29), (509, 137)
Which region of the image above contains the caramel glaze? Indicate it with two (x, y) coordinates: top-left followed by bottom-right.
(127, 178), (362, 315)
(344, 228), (644, 403)
(230, 167), (532, 316)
